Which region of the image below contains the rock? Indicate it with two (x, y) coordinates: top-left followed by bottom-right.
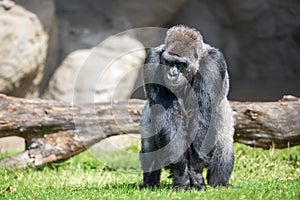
(44, 35), (145, 103)
(15, 0), (56, 34)
(0, 136), (25, 153)
(44, 34), (146, 154)
(15, 0), (59, 94)
(88, 134), (141, 168)
(0, 0), (48, 97)
(54, 0), (188, 62)
(43, 49), (90, 102)
(90, 134), (140, 152)
(170, 0), (300, 80)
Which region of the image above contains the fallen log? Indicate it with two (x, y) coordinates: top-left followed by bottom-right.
(231, 95), (300, 149)
(0, 94), (299, 168)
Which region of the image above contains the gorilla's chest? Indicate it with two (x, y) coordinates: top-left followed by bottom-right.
(153, 100), (200, 148)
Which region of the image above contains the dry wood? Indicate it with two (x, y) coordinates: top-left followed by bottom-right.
(232, 95), (300, 149)
(0, 94), (299, 168)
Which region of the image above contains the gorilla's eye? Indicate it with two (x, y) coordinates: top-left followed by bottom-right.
(164, 60), (187, 71)
(179, 62), (187, 69)
(173, 62), (187, 71)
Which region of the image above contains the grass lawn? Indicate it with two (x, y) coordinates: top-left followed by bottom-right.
(0, 143), (299, 200)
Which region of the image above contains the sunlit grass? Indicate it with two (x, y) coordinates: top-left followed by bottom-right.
(0, 143), (299, 199)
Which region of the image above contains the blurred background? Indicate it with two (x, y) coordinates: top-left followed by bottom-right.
(1, 0), (300, 102)
(0, 0), (299, 153)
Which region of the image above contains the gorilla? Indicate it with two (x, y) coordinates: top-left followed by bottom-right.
(139, 25), (235, 190)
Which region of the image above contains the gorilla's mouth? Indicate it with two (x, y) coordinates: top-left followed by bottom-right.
(166, 78), (187, 93)
(167, 73), (179, 82)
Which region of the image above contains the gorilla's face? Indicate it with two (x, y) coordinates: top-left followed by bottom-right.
(161, 58), (194, 91)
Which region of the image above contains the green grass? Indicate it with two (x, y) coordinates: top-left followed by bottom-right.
(0, 143), (299, 200)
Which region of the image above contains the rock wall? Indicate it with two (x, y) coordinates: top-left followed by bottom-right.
(54, 0), (188, 62)
(0, 0), (299, 100)
(170, 0), (300, 81)
(168, 0), (300, 100)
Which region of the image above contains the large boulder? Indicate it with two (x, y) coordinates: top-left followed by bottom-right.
(0, 0), (48, 97)
(44, 34), (146, 154)
(15, 0), (58, 94)
(44, 35), (145, 103)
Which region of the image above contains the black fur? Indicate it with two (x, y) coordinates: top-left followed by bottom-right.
(140, 25), (234, 190)
(208, 48), (227, 80)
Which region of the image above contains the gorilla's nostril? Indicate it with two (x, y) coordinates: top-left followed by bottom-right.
(169, 67), (179, 77)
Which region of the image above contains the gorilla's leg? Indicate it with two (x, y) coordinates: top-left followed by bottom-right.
(168, 159), (190, 190)
(188, 169), (206, 190)
(140, 136), (161, 187)
(142, 170), (161, 187)
(207, 144), (235, 187)
(188, 144), (206, 190)
(188, 157), (206, 190)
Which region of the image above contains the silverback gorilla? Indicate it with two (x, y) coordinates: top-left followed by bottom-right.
(139, 25), (235, 190)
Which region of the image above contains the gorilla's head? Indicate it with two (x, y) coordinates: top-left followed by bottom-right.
(160, 25), (203, 91)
